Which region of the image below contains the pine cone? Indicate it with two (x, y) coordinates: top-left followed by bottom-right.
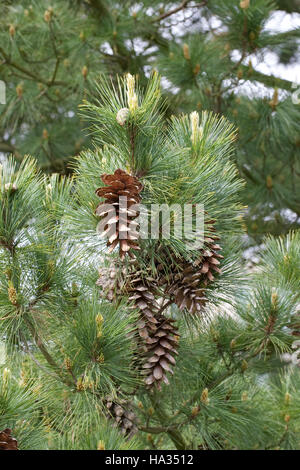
(95, 169), (143, 260)
(0, 428), (18, 450)
(194, 218), (223, 286)
(96, 262), (178, 387)
(96, 263), (126, 302)
(105, 395), (138, 438)
(142, 316), (179, 390)
(158, 218), (223, 314)
(165, 262), (208, 314)
(97, 261), (160, 341)
(127, 268), (161, 346)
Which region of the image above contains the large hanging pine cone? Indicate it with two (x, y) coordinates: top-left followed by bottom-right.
(105, 395), (138, 438)
(142, 316), (179, 390)
(95, 169), (143, 260)
(97, 262), (178, 388)
(0, 428), (18, 450)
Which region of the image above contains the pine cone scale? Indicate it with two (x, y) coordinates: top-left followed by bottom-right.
(0, 429), (18, 450)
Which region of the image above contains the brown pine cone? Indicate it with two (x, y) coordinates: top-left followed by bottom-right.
(126, 268), (161, 347)
(157, 218), (223, 315)
(0, 428), (18, 450)
(165, 263), (208, 314)
(194, 217), (224, 286)
(105, 395), (138, 438)
(96, 263), (127, 302)
(96, 262), (178, 387)
(142, 316), (179, 390)
(97, 261), (161, 342)
(95, 169), (143, 260)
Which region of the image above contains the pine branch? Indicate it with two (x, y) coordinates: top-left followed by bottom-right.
(86, 0), (110, 17)
(176, 343), (274, 421)
(23, 316), (74, 388)
(139, 424), (179, 434)
(49, 58), (60, 86)
(23, 316), (60, 371)
(266, 29), (300, 45)
(238, 63), (295, 91)
(151, 0), (207, 23)
(0, 142), (22, 161)
(19, 331), (60, 381)
(130, 124), (136, 170)
(149, 393), (187, 450)
(0, 142), (14, 152)
(0, 47), (66, 87)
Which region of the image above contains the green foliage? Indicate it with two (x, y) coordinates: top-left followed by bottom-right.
(56, 414), (139, 450)
(134, 309), (300, 449)
(259, 231), (300, 295)
(62, 295), (139, 393)
(0, 0), (299, 239)
(0, 366), (48, 449)
(236, 284), (298, 355)
(0, 57), (299, 450)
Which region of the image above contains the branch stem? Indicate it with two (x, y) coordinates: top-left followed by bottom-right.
(149, 393), (187, 449)
(152, 0), (207, 23)
(23, 316), (74, 387)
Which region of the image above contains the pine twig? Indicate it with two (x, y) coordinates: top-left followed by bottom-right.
(130, 123), (136, 170)
(139, 424), (179, 434)
(151, 0), (207, 23)
(20, 331), (60, 381)
(0, 46), (66, 87)
(149, 393), (187, 450)
(23, 316), (60, 371)
(237, 62), (295, 91)
(23, 316), (74, 387)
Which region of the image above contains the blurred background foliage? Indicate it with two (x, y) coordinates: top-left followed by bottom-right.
(0, 0), (299, 242)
